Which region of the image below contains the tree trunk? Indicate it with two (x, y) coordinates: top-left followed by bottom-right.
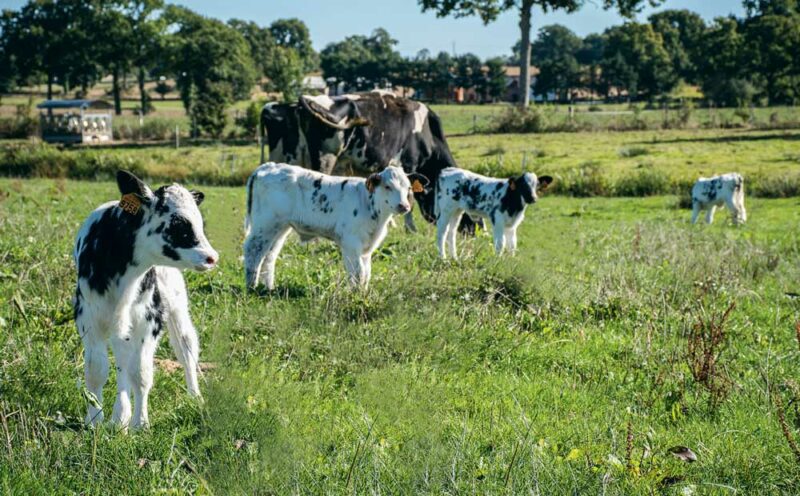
(518, 0), (533, 108)
(138, 68), (148, 115)
(47, 72), (53, 100)
(112, 67), (122, 115)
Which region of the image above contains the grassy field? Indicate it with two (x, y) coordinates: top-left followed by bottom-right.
(2, 177), (800, 493)
(3, 128), (798, 197)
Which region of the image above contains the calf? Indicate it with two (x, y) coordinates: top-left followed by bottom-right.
(435, 168), (552, 259)
(74, 171), (218, 430)
(691, 173), (746, 225)
(244, 163), (426, 289)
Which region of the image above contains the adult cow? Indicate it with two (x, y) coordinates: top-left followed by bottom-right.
(259, 92), (477, 232)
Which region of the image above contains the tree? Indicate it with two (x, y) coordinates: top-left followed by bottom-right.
(743, 0), (799, 16)
(648, 9), (705, 83)
(696, 17), (751, 105)
(484, 56), (508, 101)
(269, 18), (318, 72)
(265, 46), (304, 102)
(94, 0), (136, 115)
(743, 12), (800, 103)
(228, 19), (275, 77)
(419, 0), (662, 107)
(601, 22), (676, 100)
(454, 53), (483, 91)
(1, 0), (98, 99)
(529, 24), (582, 100)
(126, 0), (166, 115)
(576, 33), (605, 96)
(320, 28), (402, 91)
(164, 5), (256, 136)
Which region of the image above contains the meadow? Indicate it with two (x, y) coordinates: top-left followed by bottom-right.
(2, 175), (800, 494)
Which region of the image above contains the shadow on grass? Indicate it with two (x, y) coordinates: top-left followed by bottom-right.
(72, 138), (257, 151)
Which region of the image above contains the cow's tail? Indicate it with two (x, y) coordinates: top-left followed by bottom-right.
(244, 171), (256, 237)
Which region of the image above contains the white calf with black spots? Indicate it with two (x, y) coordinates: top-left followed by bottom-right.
(244, 163), (427, 289)
(73, 171), (218, 430)
(435, 168), (553, 259)
(691, 173), (746, 225)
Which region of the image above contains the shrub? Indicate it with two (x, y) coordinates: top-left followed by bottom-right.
(235, 101), (264, 137)
(491, 106), (549, 133)
(0, 100), (38, 139)
(614, 165), (671, 196)
(554, 161), (611, 197)
(749, 173), (800, 198)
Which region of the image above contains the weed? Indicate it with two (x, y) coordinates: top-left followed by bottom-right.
(686, 301), (735, 409)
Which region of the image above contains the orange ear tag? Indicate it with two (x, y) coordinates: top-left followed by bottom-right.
(412, 179), (424, 193)
(119, 193), (142, 215)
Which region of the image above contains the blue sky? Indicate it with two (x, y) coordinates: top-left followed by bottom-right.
(0, 0), (746, 59)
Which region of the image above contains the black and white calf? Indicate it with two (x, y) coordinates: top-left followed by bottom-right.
(690, 173), (746, 225)
(73, 171), (218, 430)
(244, 163), (426, 289)
(435, 168), (552, 259)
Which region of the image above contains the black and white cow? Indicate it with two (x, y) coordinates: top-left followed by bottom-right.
(73, 170), (218, 430)
(435, 168), (552, 259)
(260, 92), (478, 232)
(244, 163), (426, 289)
(690, 173), (746, 225)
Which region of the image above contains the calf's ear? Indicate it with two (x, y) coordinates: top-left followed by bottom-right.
(538, 175), (553, 190)
(117, 170), (152, 201)
(190, 190), (205, 205)
(407, 173), (430, 193)
(366, 173), (381, 193)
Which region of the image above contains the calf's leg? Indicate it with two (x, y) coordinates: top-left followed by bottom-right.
(259, 227), (292, 290)
(446, 213), (462, 259)
(705, 205), (717, 224)
(690, 201), (701, 224)
(110, 335), (133, 429)
(80, 317), (108, 426)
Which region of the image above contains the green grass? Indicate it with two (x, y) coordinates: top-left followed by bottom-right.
(2, 177), (800, 493)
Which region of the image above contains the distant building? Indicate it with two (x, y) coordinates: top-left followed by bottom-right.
(302, 75), (328, 95)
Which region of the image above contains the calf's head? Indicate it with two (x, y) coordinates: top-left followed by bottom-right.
(366, 166), (429, 215)
(510, 172), (553, 204)
(116, 170), (218, 271)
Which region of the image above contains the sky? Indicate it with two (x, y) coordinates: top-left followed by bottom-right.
(0, 0), (746, 59)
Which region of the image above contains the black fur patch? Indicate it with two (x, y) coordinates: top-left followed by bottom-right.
(164, 215), (199, 249)
(77, 207), (143, 295)
(162, 245), (181, 261)
(246, 174), (255, 217)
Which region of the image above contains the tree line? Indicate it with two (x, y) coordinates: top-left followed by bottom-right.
(0, 0), (798, 136)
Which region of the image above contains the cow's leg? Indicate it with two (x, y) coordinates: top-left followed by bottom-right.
(436, 213), (452, 259)
(80, 317), (108, 426)
(319, 153), (338, 175)
(447, 212), (463, 260)
(110, 335), (132, 429)
(505, 227), (518, 255)
(259, 226), (292, 290)
(361, 254), (373, 287)
(690, 201), (701, 224)
(129, 326), (158, 430)
(404, 212), (418, 232)
(705, 205), (717, 224)
(165, 300), (202, 399)
(725, 197), (740, 225)
(492, 222), (507, 255)
(342, 246), (367, 288)
(244, 225), (273, 290)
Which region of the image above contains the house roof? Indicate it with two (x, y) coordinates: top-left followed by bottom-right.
(37, 99), (113, 110)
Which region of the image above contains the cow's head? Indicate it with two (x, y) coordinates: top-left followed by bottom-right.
(116, 170), (218, 272)
(366, 166), (428, 215)
(509, 173), (553, 204)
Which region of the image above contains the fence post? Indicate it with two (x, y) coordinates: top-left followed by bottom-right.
(175, 125), (179, 149)
(472, 114), (477, 134)
(138, 110), (144, 142)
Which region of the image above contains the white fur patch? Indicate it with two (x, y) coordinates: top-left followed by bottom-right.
(304, 94), (335, 110)
(413, 104), (429, 134)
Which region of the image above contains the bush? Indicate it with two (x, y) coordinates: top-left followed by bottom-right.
(235, 101), (264, 137)
(554, 161), (611, 197)
(0, 101), (38, 139)
(614, 165), (671, 196)
(749, 173), (800, 198)
(491, 106), (549, 133)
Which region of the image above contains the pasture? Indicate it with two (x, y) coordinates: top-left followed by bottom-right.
(2, 175), (800, 493)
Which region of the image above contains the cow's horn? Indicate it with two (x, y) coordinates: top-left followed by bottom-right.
(300, 96), (370, 130)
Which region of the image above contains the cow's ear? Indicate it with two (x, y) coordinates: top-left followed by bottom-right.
(408, 173), (429, 193)
(508, 177), (517, 191)
(538, 175), (553, 190)
(366, 173), (381, 193)
(190, 190), (205, 205)
(117, 170), (152, 202)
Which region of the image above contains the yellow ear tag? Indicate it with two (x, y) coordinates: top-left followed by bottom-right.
(119, 193), (142, 215)
(412, 179), (424, 193)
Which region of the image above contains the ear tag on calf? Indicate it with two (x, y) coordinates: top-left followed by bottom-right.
(412, 179), (424, 193)
(119, 193), (142, 215)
